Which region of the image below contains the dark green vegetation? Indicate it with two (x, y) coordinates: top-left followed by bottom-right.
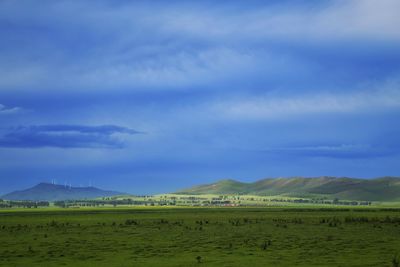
(2, 183), (122, 201)
(1, 207), (400, 266)
(0, 199), (50, 208)
(178, 176), (400, 201)
(52, 195), (371, 208)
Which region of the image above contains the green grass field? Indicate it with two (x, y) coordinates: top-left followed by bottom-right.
(1, 207), (400, 267)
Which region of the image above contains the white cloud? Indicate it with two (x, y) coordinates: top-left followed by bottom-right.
(160, 0), (400, 42)
(75, 48), (258, 89)
(212, 86), (400, 120)
(0, 1), (399, 92)
(258, 143), (394, 158)
(312, 0), (400, 41)
(0, 104), (23, 115)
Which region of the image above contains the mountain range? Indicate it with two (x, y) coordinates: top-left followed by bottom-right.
(3, 176), (400, 202)
(1, 183), (122, 201)
(176, 176), (400, 201)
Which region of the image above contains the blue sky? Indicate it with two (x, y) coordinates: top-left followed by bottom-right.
(1, 0), (400, 194)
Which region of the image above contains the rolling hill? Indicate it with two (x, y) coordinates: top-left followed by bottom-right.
(176, 176), (400, 201)
(1, 183), (123, 201)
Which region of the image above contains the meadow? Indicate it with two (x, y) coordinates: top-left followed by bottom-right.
(1, 207), (400, 267)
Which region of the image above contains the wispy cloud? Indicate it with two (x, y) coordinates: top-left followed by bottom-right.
(0, 104), (23, 115)
(1, 1), (399, 92)
(162, 0), (400, 42)
(260, 143), (397, 159)
(77, 48), (262, 89)
(0, 125), (142, 149)
(213, 86), (400, 120)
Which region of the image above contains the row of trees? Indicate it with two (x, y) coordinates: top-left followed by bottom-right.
(0, 197), (371, 208)
(53, 199), (177, 208)
(0, 199), (50, 208)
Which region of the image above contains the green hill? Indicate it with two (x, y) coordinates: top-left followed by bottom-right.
(177, 179), (251, 195)
(2, 183), (122, 201)
(176, 176), (400, 201)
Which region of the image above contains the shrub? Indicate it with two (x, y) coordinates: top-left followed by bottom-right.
(392, 255), (399, 267)
(196, 256), (202, 263)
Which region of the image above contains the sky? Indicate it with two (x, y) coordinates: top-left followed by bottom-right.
(1, 0), (400, 195)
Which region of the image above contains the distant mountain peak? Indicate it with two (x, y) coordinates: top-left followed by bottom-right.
(2, 182), (123, 201)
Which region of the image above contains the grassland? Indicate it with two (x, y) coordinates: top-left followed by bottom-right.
(1, 206), (400, 267)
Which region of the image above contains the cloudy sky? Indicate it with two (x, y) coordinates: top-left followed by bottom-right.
(1, 0), (399, 194)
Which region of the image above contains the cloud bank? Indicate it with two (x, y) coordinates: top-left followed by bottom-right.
(0, 125), (142, 149)
(214, 87), (400, 120)
(259, 143), (398, 159)
(0, 0), (399, 92)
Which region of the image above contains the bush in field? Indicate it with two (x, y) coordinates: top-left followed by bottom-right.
(261, 240), (271, 250)
(196, 256), (202, 263)
(125, 219), (138, 226)
(344, 216), (369, 223)
(392, 255), (399, 267)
